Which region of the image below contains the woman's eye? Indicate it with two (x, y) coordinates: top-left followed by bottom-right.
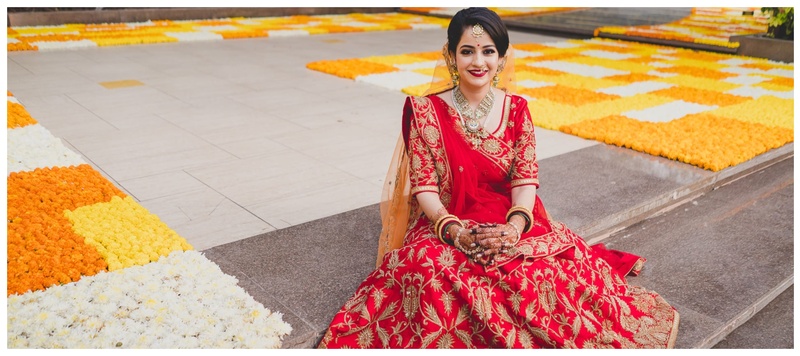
(483, 49), (496, 55)
(460, 50), (473, 55)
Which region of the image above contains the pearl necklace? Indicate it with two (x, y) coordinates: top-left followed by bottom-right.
(452, 86), (495, 147)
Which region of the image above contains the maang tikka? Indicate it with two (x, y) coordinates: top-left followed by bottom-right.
(471, 23), (484, 38)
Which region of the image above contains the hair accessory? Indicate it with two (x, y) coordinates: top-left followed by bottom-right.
(472, 23), (485, 38)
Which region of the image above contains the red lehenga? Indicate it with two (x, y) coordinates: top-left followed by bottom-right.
(318, 93), (679, 349)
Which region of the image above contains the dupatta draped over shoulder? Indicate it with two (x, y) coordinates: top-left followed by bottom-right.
(318, 93), (680, 349)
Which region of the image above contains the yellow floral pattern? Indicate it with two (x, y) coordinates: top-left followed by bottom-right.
(401, 7), (579, 17)
(595, 7), (769, 49)
(65, 196), (193, 272)
(307, 38), (793, 172)
(8, 13), (449, 52)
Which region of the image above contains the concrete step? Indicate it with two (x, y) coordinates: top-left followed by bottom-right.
(202, 143), (793, 349)
(601, 155), (794, 348)
(713, 285), (793, 348)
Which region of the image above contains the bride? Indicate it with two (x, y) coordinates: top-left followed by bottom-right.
(318, 7), (679, 349)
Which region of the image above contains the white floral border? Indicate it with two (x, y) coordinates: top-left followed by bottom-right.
(7, 250), (292, 348)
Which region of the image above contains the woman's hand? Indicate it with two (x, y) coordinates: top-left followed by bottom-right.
(470, 223), (520, 264)
(446, 224), (484, 261)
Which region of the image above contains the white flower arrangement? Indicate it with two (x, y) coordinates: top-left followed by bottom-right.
(7, 250), (292, 348)
(7, 124), (87, 174)
(32, 39), (98, 51)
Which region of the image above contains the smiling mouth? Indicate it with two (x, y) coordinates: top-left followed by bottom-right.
(468, 69), (489, 77)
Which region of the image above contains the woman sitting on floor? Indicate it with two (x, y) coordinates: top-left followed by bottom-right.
(318, 7), (679, 349)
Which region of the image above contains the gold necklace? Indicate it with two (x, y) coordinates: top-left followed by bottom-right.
(453, 86), (495, 133)
(452, 86), (495, 147)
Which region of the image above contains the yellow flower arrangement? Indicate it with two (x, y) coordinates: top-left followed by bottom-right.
(308, 37), (793, 172)
(520, 85), (621, 106)
(562, 113), (792, 171)
(756, 77), (793, 92)
(656, 75), (742, 92)
(528, 93), (674, 130)
(65, 196), (193, 271)
(650, 86), (749, 107)
(708, 96), (794, 130)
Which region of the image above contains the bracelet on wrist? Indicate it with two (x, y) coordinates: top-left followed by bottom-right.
(434, 214), (462, 245)
(506, 206), (533, 233)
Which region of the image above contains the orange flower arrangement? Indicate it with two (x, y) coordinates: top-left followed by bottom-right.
(8, 41), (38, 51)
(7, 165), (126, 295)
(765, 76), (793, 88)
(650, 86), (750, 107)
(306, 59), (399, 79)
(655, 65), (736, 80)
(516, 65), (567, 76)
(216, 30), (268, 39)
(604, 72), (661, 83)
(519, 85), (621, 106)
(7, 101), (38, 128)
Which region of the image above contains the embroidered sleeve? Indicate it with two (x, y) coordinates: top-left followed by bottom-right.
(404, 97), (439, 195)
(510, 97), (540, 188)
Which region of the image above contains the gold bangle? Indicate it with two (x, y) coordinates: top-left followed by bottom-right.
(434, 214), (460, 244)
(506, 206), (533, 233)
(439, 218), (464, 246)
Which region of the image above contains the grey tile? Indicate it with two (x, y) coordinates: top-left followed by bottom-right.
(713, 286), (793, 349)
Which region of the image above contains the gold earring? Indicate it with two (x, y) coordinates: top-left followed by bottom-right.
(442, 43), (459, 86)
(493, 61), (505, 87)
(451, 65), (460, 86)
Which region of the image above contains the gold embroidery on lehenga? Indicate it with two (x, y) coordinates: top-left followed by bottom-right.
(482, 138), (501, 154)
(423, 126), (440, 145)
(319, 95), (678, 349)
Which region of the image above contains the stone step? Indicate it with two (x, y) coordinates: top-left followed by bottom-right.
(713, 285), (793, 348)
(601, 155), (793, 348)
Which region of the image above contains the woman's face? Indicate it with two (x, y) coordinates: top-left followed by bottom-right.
(452, 24), (503, 92)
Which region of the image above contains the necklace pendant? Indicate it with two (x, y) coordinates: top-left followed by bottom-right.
(466, 118), (480, 132)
